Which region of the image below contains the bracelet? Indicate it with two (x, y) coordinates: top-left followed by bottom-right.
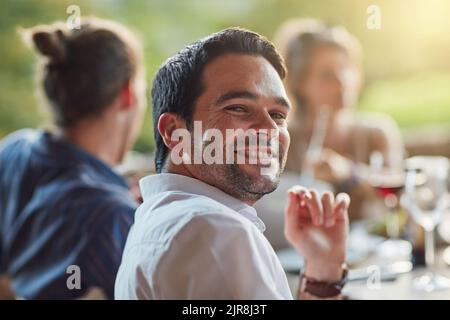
(299, 264), (349, 298)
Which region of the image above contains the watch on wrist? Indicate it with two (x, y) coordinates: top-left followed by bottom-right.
(299, 264), (349, 298)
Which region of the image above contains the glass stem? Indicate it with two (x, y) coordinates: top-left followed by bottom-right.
(385, 195), (399, 238)
(386, 207), (399, 238)
(424, 228), (435, 270)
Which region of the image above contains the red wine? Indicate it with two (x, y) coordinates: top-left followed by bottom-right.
(375, 184), (404, 198)
(369, 171), (405, 199)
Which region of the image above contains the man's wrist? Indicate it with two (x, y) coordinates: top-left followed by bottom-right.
(304, 260), (345, 282)
(299, 262), (348, 299)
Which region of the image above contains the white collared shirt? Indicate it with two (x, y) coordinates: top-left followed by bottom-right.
(114, 173), (293, 299)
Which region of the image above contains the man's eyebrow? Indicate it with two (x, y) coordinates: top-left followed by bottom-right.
(274, 97), (291, 109)
(215, 90), (258, 105)
(215, 90), (291, 109)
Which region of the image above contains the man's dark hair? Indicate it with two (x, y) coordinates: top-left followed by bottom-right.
(151, 27), (286, 173)
(28, 17), (141, 128)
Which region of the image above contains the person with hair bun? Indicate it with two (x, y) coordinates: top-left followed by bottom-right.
(0, 17), (147, 299)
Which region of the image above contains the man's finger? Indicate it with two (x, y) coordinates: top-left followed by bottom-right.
(322, 191), (334, 228)
(286, 189), (298, 216)
(287, 186), (312, 218)
(334, 192), (351, 220)
(285, 186), (310, 217)
(305, 189), (323, 226)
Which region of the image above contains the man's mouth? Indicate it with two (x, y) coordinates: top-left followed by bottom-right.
(234, 146), (278, 165)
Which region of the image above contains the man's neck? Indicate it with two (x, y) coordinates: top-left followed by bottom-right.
(165, 163), (257, 207)
(164, 163), (195, 179)
(61, 119), (125, 167)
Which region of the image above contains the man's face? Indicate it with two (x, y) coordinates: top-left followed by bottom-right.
(186, 53), (291, 204)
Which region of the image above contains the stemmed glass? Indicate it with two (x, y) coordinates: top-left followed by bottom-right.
(402, 156), (450, 292)
(368, 152), (411, 258)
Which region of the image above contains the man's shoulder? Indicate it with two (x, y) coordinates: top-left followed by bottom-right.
(0, 129), (39, 147)
(116, 192), (270, 299)
(124, 192), (256, 258)
(35, 178), (136, 238)
(0, 129), (40, 161)
(118, 208), (254, 280)
(134, 190), (252, 238)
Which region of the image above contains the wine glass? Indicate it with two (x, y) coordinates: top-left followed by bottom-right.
(368, 152), (411, 259)
(299, 105), (330, 185)
(402, 156), (450, 292)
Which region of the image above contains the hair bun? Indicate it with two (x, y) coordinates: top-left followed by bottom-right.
(32, 29), (66, 63)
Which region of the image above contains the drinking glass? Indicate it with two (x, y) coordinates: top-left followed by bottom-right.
(402, 156), (450, 291)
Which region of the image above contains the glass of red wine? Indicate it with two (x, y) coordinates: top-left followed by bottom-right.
(370, 170), (405, 238)
(368, 152), (412, 259)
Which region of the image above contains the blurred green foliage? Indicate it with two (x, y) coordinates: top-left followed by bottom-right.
(1, 0), (449, 153)
(359, 71), (450, 129)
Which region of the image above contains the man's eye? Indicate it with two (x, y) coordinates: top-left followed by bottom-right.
(225, 105), (248, 113)
(270, 112), (287, 120)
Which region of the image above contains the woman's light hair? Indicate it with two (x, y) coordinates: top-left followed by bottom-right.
(273, 18), (362, 112)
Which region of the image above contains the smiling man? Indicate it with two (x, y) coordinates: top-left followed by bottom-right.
(115, 28), (350, 300)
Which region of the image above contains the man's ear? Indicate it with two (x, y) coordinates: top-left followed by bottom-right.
(157, 112), (185, 150)
(119, 79), (136, 110)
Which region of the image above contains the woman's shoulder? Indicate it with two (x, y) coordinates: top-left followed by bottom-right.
(347, 111), (404, 165)
(349, 111), (400, 138)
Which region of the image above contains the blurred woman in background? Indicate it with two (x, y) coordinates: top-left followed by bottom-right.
(274, 18), (405, 219)
(255, 19), (405, 250)
(0, 17), (146, 299)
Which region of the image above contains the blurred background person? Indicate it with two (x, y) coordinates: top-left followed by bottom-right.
(255, 18), (405, 249)
(0, 16), (146, 299)
(276, 18), (405, 217)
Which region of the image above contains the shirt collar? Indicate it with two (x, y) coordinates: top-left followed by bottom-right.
(139, 173), (266, 232)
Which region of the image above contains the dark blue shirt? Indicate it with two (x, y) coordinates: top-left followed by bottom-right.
(0, 129), (138, 299)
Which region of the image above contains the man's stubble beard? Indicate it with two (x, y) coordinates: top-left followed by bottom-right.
(186, 124), (288, 203)
(196, 149), (287, 203)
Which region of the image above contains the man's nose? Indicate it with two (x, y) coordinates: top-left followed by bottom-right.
(252, 110), (279, 131)
(249, 111), (280, 146)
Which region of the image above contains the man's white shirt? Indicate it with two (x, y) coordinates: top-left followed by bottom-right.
(114, 173), (293, 299)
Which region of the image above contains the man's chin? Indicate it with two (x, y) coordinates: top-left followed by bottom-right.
(240, 161), (280, 178)
(235, 164), (280, 194)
